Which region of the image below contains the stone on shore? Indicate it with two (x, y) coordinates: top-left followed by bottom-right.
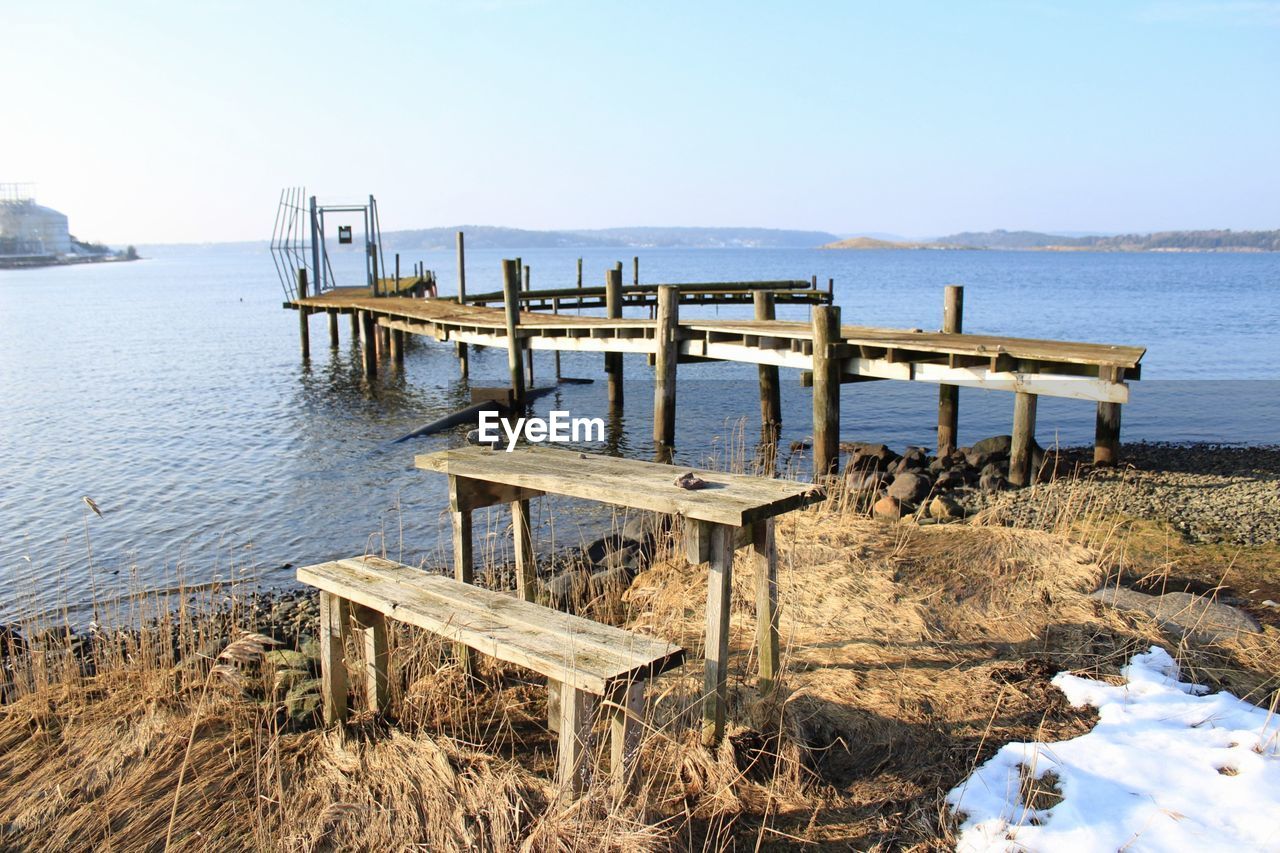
(1090, 587), (1263, 642)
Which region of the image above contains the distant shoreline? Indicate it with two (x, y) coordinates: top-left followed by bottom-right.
(0, 254), (140, 271)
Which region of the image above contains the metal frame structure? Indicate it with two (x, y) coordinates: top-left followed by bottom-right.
(270, 187), (386, 301)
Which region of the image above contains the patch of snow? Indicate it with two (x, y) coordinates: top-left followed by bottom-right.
(947, 647), (1280, 852)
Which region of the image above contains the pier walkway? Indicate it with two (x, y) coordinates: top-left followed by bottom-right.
(287, 262), (1144, 481)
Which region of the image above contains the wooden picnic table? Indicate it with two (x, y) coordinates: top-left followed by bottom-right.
(415, 445), (826, 744)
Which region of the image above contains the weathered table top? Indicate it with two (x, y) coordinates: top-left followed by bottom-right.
(415, 445), (825, 527)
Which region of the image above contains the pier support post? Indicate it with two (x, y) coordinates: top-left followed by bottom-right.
(390, 327), (404, 368)
(1009, 373), (1039, 487)
(359, 311), (377, 378)
(296, 269), (310, 361)
(812, 305), (841, 479)
(937, 285), (964, 457)
(633, 256), (639, 285)
(754, 291), (781, 448)
(605, 267), (624, 407)
(653, 285), (678, 460)
(328, 310), (339, 348)
(552, 297), (562, 380)
(1094, 367), (1123, 466)
(502, 260), (526, 406)
(349, 310), (359, 340)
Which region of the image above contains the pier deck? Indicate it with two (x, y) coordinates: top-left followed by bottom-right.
(288, 271), (1145, 478)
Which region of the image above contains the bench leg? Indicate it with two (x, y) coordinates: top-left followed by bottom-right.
(609, 680), (645, 792)
(547, 680), (561, 734)
(352, 604), (390, 715)
(702, 522), (734, 747)
(752, 519), (780, 694)
(448, 476), (475, 674)
(512, 498), (536, 602)
(319, 591), (350, 725)
(556, 681), (597, 800)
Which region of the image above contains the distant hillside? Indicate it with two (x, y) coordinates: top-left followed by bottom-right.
(931, 229), (1280, 252)
(382, 225), (839, 251)
(577, 226), (839, 248)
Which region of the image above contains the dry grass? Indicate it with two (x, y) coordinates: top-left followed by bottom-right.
(2, 465), (1278, 850)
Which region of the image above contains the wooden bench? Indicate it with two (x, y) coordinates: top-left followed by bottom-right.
(296, 555), (685, 796)
(415, 445), (826, 745)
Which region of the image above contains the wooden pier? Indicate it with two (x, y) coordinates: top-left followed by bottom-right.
(288, 260), (1144, 478)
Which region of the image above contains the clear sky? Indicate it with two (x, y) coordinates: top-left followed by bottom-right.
(3, 0), (1277, 243)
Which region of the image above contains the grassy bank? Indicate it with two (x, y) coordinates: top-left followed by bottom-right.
(2, 465), (1277, 850)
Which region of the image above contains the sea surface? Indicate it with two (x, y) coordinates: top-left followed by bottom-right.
(2, 246), (1277, 618)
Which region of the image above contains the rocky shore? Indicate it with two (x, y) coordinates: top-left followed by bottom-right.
(839, 437), (1280, 546)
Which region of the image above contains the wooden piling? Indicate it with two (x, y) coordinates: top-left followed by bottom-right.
(390, 328), (404, 367)
(605, 267), (624, 406)
(1009, 372), (1039, 487)
(811, 305), (841, 479)
(1094, 367), (1123, 466)
(395, 253), (400, 291)
(552, 297), (562, 380)
(502, 259), (526, 405)
(360, 311), (377, 378)
(937, 285), (964, 456)
(349, 310), (359, 340)
(328, 310), (339, 348)
(653, 285), (678, 458)
(523, 264), (534, 387)
(633, 256), (639, 285)
(296, 269), (310, 360)
(754, 291), (781, 446)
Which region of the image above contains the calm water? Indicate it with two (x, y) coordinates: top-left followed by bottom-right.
(2, 246), (1277, 618)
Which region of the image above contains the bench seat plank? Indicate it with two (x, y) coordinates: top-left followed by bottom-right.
(297, 556), (684, 694)
(416, 445), (824, 527)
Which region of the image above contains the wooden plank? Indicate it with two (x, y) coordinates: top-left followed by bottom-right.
(702, 523), (735, 747)
(297, 557), (683, 693)
(338, 557), (681, 669)
(319, 591), (348, 725)
(418, 446), (824, 527)
(752, 519), (779, 694)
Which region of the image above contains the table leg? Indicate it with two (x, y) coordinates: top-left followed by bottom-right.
(512, 498), (535, 602)
(702, 522), (734, 746)
(319, 591), (350, 725)
(752, 519), (780, 693)
(448, 476), (474, 673)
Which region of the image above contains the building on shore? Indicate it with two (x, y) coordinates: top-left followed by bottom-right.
(0, 183), (72, 259)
